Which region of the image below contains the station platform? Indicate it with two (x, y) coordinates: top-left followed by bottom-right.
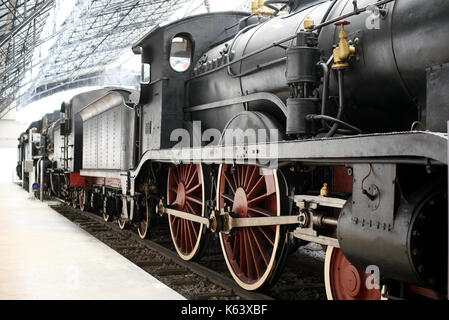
(0, 183), (185, 300)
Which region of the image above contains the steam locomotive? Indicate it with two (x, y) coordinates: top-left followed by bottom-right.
(17, 0), (449, 300)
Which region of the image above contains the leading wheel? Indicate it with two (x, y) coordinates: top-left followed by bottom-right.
(217, 164), (289, 291)
(324, 246), (382, 300)
(167, 164), (210, 261)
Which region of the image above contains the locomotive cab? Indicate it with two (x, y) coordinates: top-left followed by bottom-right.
(132, 12), (249, 153)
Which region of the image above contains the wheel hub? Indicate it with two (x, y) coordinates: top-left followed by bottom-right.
(325, 247), (381, 300)
(175, 183), (186, 209)
(342, 264), (361, 297)
(232, 187), (248, 217)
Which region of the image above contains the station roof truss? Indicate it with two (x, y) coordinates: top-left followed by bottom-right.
(0, 0), (54, 117)
(0, 0), (190, 118)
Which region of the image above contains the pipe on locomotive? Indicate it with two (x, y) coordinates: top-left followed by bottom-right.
(263, 0), (289, 15)
(326, 69), (346, 137)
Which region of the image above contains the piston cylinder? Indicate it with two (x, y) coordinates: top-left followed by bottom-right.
(338, 190), (447, 289)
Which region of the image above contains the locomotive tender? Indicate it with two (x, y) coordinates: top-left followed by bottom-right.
(19, 0), (449, 299)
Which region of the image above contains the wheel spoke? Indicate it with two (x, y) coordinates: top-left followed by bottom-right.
(189, 220), (199, 240)
(239, 230), (246, 276)
(244, 229), (255, 280)
(180, 218), (185, 249)
(185, 167), (198, 189)
(186, 220), (194, 253)
(248, 206), (274, 217)
(232, 169), (240, 190)
(242, 165), (251, 190)
(232, 233), (240, 261)
(247, 228), (262, 278)
(238, 166), (244, 187)
(221, 193), (234, 203)
(185, 164), (193, 183)
(250, 227), (271, 266)
(224, 172), (236, 194)
(179, 165), (184, 181)
(186, 195), (202, 205)
(247, 176), (265, 200)
(248, 192), (273, 206)
(239, 166), (244, 187)
(257, 226), (275, 246)
(185, 199), (198, 215)
(174, 216), (180, 237)
(186, 183), (201, 195)
(245, 166), (259, 193)
(172, 168), (180, 185)
(169, 187), (177, 194)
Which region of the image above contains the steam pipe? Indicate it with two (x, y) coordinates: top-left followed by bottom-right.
(319, 62), (330, 128)
(326, 69), (344, 137)
(318, 0), (338, 36)
(307, 114), (362, 134)
(264, 0), (289, 14)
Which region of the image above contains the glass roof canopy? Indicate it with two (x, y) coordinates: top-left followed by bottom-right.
(0, 0), (191, 118)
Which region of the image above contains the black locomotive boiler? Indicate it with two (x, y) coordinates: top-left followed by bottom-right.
(21, 0), (449, 300)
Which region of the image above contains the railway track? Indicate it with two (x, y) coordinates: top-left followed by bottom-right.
(49, 199), (325, 300)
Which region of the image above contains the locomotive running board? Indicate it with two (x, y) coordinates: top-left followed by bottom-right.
(131, 131), (447, 181)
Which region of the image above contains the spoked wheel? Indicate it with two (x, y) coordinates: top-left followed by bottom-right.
(102, 196), (112, 222)
(167, 164), (210, 261)
(79, 188), (89, 212)
(324, 246), (382, 300)
(118, 198), (127, 230)
(137, 198), (150, 239)
(90, 192), (101, 213)
(118, 217), (127, 230)
(72, 190), (78, 208)
(217, 164), (290, 291)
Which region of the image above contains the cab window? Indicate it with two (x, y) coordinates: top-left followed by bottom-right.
(169, 35), (192, 72)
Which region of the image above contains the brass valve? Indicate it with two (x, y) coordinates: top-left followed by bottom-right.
(332, 21), (356, 70)
(320, 183), (330, 197)
(304, 16), (315, 32)
(251, 0), (275, 18)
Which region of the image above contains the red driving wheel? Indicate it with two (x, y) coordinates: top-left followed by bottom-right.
(167, 164), (207, 261)
(217, 164), (284, 291)
(325, 246), (382, 300)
